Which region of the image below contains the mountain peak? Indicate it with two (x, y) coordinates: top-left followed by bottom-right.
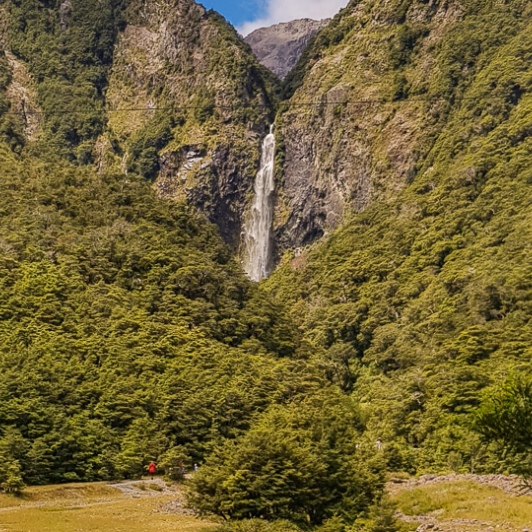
(245, 18), (329, 79)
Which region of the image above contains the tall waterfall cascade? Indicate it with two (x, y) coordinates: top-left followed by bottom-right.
(243, 126), (276, 282)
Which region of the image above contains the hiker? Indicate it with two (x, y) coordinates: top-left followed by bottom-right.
(148, 461), (157, 479)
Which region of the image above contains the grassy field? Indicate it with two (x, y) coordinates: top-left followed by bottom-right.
(3, 476), (532, 532)
(391, 479), (532, 531)
(0, 481), (217, 532)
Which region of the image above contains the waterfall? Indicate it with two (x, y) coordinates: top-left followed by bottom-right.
(243, 125), (276, 282)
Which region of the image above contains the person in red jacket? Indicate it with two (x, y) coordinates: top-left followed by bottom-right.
(148, 461), (157, 479)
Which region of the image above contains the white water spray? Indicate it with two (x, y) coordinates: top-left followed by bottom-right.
(244, 126), (276, 282)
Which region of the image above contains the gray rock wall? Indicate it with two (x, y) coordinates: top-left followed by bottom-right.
(245, 19), (328, 79)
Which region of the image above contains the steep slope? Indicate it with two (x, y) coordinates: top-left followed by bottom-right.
(275, 0), (531, 249)
(244, 19), (329, 80)
(0, 3), (390, 525)
(0, 0), (289, 484)
(1, 0), (278, 247)
(1, 0), (531, 527)
(0, 139), (307, 485)
(269, 0), (532, 474)
(104, 2), (279, 247)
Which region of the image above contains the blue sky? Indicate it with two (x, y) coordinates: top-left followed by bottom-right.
(199, 1), (263, 29)
(199, 0), (349, 35)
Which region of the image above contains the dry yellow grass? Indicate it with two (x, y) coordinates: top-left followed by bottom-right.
(0, 482), (217, 532)
(392, 480), (532, 531)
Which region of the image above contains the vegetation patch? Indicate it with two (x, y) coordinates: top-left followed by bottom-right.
(392, 480), (532, 530)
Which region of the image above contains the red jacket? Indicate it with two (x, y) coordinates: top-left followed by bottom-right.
(148, 462), (156, 474)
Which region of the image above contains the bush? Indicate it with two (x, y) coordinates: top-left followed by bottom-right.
(191, 391), (386, 526)
(363, 497), (399, 532)
(475, 374), (532, 476)
(158, 446), (189, 481)
(0, 459), (25, 495)
(216, 519), (302, 532)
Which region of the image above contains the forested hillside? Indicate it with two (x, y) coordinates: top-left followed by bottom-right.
(0, 0), (531, 530)
(0, 144), (388, 528)
(0, 142), (296, 476)
(269, 0), (532, 480)
(275, 0), (531, 250)
(0, 0), (391, 529)
(1, 0), (278, 246)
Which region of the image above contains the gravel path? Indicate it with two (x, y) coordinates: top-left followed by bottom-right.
(109, 478), (176, 497)
(0, 479), (191, 517)
(109, 478), (195, 515)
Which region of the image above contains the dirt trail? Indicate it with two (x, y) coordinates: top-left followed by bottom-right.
(109, 479), (193, 515)
(109, 478), (174, 497)
(0, 479), (189, 515)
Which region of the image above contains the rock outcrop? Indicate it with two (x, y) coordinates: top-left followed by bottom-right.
(274, 0), (503, 251)
(104, 0), (278, 248)
(244, 19), (328, 79)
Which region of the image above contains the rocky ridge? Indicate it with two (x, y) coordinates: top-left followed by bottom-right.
(103, 0), (277, 248)
(244, 19), (329, 80)
(390, 475), (532, 532)
(388, 474), (532, 497)
(274, 0), (531, 252)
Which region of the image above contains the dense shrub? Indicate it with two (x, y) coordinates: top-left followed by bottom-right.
(191, 392), (385, 526)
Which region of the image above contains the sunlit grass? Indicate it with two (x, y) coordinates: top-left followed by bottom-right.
(0, 482), (217, 532)
(392, 481), (532, 529)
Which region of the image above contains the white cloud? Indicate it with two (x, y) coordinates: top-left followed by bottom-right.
(238, 0), (349, 36)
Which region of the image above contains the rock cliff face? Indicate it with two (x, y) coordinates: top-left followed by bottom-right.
(1, 0), (278, 249)
(274, 0), (531, 252)
(104, 0), (278, 247)
(4, 0), (529, 266)
(244, 19), (328, 79)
